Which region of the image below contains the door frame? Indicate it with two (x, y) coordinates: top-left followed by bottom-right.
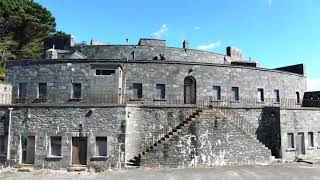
(20, 136), (35, 164)
(184, 76), (196, 104)
(297, 132), (305, 155)
(71, 137), (88, 165)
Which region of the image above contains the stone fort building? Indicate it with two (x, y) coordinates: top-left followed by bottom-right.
(0, 35), (319, 171)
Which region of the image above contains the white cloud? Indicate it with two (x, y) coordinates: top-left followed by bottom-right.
(307, 79), (320, 91)
(152, 24), (168, 39)
(196, 41), (221, 50)
(194, 26), (200, 30)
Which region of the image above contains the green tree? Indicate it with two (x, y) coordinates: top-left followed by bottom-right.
(0, 0), (58, 80)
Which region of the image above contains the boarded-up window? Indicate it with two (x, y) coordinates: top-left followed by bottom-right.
(96, 137), (107, 156)
(18, 83), (27, 98)
(287, 133), (294, 149)
(38, 83), (47, 98)
(156, 84), (165, 99)
(133, 83), (142, 99)
(72, 83), (81, 99)
(308, 132), (314, 147)
(274, 89), (280, 103)
(50, 136), (62, 156)
(231, 87), (239, 101)
(213, 86), (221, 100)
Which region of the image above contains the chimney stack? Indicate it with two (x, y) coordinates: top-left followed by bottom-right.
(45, 45), (58, 59)
(183, 40), (189, 49)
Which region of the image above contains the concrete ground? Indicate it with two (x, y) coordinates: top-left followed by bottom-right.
(1, 163), (320, 180)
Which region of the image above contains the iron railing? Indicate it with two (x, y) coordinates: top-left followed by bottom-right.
(3, 93), (320, 108)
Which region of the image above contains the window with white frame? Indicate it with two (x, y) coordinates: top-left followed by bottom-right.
(18, 83), (27, 99)
(274, 89), (280, 103)
(213, 86), (221, 101)
(231, 87), (239, 101)
(308, 132), (314, 147)
(38, 83), (47, 99)
(72, 83), (81, 99)
(50, 136), (62, 156)
(95, 137), (108, 156)
(258, 88), (264, 102)
(156, 84), (165, 99)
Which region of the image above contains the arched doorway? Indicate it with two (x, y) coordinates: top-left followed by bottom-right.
(184, 76), (196, 104)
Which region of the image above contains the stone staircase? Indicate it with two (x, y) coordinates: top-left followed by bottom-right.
(126, 107), (272, 167)
(126, 109), (203, 167)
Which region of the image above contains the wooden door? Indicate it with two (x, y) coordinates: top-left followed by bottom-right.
(72, 138), (80, 165)
(79, 138), (87, 165)
(23, 136), (35, 164)
(184, 85), (192, 104)
(72, 137), (87, 165)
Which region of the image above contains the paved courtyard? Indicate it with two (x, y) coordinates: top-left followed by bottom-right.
(1, 163), (319, 180)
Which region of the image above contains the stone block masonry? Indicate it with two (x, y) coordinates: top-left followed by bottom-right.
(0, 106), (126, 170)
(141, 110), (271, 168)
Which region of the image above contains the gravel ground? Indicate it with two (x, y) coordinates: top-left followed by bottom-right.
(1, 163), (320, 180)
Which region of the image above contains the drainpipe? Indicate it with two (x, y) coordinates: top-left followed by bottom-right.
(7, 107), (13, 160)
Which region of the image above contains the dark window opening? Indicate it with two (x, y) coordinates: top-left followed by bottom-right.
(258, 88), (264, 102)
(0, 135), (7, 157)
(96, 137), (107, 156)
(213, 86), (221, 100)
(38, 83), (47, 99)
(96, 69), (115, 75)
(133, 83), (142, 99)
(231, 87), (239, 101)
(72, 83), (81, 99)
(50, 136), (62, 156)
(287, 133), (294, 149)
(296, 92), (300, 104)
(274, 89), (280, 103)
(308, 132), (314, 147)
(156, 84), (165, 99)
(18, 83), (27, 99)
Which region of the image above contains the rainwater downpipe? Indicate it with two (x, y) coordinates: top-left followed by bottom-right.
(7, 107), (13, 160)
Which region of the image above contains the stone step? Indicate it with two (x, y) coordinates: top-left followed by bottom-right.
(67, 165), (87, 172)
(17, 164), (34, 172)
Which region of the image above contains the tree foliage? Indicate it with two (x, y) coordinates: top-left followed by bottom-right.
(0, 0), (58, 80)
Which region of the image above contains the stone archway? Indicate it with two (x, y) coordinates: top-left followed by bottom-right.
(184, 76), (196, 104)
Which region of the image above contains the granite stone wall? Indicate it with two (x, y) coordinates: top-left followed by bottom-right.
(73, 45), (226, 64)
(280, 108), (320, 161)
(125, 106), (195, 161)
(0, 106), (126, 170)
(141, 111), (271, 168)
(5, 62), (121, 104)
(125, 62), (306, 102)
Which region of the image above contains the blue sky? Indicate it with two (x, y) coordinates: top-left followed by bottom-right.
(36, 0), (320, 90)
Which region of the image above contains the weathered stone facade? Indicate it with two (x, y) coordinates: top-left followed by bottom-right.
(0, 36), (319, 170)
